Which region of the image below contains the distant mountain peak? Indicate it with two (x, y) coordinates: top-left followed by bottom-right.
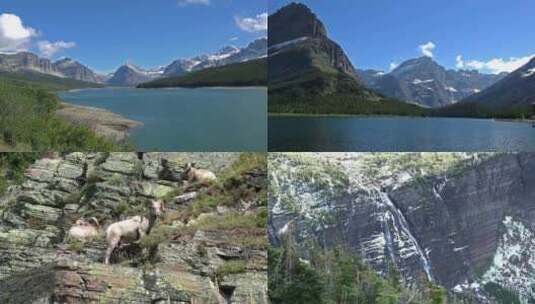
(357, 56), (506, 108)
(55, 57), (75, 63)
(216, 45), (240, 55)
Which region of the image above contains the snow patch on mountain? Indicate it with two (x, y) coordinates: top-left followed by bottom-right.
(412, 78), (434, 85)
(522, 67), (535, 78)
(269, 37), (309, 52)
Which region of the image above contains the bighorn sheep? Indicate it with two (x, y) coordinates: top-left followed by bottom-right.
(104, 200), (165, 264)
(67, 217), (100, 242)
(183, 163), (217, 186)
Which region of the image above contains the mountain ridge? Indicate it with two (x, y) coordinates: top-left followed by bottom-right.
(357, 56), (506, 108)
(462, 57), (535, 108)
(0, 38), (267, 87)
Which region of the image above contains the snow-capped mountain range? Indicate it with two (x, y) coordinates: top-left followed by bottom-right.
(0, 38), (267, 87)
(105, 37), (267, 86)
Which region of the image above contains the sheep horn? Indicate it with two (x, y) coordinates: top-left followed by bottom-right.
(89, 217), (100, 227)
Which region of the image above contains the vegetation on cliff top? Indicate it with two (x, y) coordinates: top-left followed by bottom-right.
(138, 58), (267, 88)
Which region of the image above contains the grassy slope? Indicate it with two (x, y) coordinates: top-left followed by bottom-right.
(0, 70), (103, 91)
(0, 72), (121, 151)
(138, 58), (267, 88)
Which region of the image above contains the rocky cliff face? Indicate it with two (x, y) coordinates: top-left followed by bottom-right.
(269, 153), (535, 303)
(0, 152), (267, 304)
(53, 58), (102, 83)
(0, 52), (63, 77)
(268, 3), (327, 47)
(0, 52), (106, 83)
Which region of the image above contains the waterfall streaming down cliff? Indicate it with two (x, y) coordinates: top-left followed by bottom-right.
(378, 191), (434, 282)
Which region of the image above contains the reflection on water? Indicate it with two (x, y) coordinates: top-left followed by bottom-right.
(269, 116), (535, 152)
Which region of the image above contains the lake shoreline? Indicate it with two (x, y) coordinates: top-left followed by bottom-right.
(139, 85), (268, 90)
(63, 86), (267, 93)
(56, 102), (142, 142)
(269, 112), (534, 123)
(269, 112), (425, 118)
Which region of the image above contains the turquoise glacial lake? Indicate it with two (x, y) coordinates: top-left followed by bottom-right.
(59, 87), (267, 151)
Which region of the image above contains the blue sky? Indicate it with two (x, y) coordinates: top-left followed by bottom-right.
(269, 0), (535, 74)
(0, 0), (267, 73)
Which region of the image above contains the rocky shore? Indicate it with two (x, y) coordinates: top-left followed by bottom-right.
(56, 103), (142, 142)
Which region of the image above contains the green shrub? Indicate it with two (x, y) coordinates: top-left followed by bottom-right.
(214, 260), (247, 281)
(66, 239), (85, 253)
(0, 76), (122, 151)
(483, 282), (521, 304)
(139, 224), (177, 249)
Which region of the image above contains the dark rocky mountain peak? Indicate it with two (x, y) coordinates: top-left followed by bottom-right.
(268, 2), (328, 46)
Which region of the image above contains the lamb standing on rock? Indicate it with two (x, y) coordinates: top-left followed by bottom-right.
(183, 163), (217, 186)
(104, 200), (165, 264)
(67, 217), (100, 242)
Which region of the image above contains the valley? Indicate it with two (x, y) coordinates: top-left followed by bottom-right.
(0, 37), (268, 152)
(267, 3), (535, 120)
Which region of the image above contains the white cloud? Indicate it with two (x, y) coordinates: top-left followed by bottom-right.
(389, 62), (399, 71)
(38, 40), (76, 58)
(235, 13), (267, 32)
(419, 41), (435, 58)
(455, 55), (464, 69)
(229, 36), (239, 41)
(455, 54), (535, 74)
(178, 0), (210, 6)
(0, 13), (36, 52)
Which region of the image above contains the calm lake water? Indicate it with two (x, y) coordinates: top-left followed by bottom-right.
(59, 87), (267, 151)
(269, 116), (535, 151)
